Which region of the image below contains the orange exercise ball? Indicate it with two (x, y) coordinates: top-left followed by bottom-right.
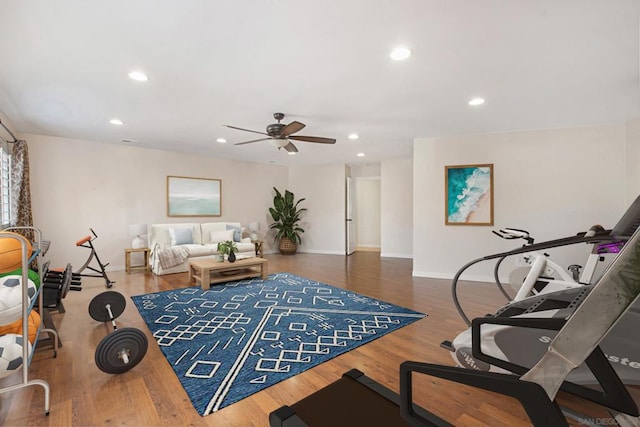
(0, 310), (41, 344)
(0, 232), (32, 274)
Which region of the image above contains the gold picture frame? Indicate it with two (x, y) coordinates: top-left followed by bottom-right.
(445, 164), (493, 226)
(167, 176), (221, 217)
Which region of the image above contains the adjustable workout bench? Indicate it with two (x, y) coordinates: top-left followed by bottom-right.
(75, 228), (115, 288)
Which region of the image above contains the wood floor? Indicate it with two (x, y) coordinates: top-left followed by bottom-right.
(0, 252), (637, 426)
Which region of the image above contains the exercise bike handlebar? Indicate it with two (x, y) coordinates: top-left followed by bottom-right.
(492, 227), (534, 245)
(493, 228), (530, 239)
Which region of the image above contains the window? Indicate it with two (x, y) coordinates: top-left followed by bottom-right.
(0, 144), (11, 227)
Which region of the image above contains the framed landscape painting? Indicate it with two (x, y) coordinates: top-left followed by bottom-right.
(445, 164), (493, 226)
(167, 176), (221, 217)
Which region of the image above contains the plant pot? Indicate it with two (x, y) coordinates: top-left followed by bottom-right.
(279, 236), (297, 255)
(228, 251), (236, 263)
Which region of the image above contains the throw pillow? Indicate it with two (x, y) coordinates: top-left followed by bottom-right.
(226, 224), (243, 242)
(211, 229), (234, 243)
(169, 227), (194, 246)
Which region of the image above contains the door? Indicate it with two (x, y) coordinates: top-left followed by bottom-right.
(346, 177), (356, 255)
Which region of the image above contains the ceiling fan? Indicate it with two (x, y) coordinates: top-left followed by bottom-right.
(224, 112), (336, 153)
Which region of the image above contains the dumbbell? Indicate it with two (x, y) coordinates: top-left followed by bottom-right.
(88, 291), (148, 374)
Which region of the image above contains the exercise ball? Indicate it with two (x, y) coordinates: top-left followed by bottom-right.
(0, 333), (32, 379)
(0, 275), (37, 325)
(0, 311), (41, 344)
(0, 233), (32, 274)
(0, 268), (40, 289)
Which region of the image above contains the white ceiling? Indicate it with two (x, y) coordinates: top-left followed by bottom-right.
(0, 1), (638, 166)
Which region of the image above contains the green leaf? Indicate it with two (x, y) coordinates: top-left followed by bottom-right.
(269, 187), (306, 245)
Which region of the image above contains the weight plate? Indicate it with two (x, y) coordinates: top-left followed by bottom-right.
(95, 327), (148, 374)
(88, 291), (126, 322)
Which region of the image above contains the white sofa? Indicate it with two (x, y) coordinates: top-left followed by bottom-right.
(148, 222), (256, 275)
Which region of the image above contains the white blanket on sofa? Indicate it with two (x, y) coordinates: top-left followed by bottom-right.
(156, 246), (190, 269)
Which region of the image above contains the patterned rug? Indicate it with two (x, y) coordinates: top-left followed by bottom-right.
(131, 273), (426, 416)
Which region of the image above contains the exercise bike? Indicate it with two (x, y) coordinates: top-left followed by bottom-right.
(491, 225), (607, 303)
(443, 195), (640, 386)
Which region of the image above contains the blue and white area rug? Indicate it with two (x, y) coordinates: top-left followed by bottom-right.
(131, 273), (426, 416)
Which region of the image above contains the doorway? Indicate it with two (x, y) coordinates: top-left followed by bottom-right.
(346, 177), (356, 255)
(346, 175), (381, 255)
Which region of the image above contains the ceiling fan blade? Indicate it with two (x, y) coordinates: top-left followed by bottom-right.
(281, 121), (305, 137)
(288, 135), (336, 144)
(234, 137), (271, 145)
(224, 125), (269, 136)
(283, 142), (299, 153)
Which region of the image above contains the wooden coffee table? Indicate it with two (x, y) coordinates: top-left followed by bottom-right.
(188, 257), (268, 289)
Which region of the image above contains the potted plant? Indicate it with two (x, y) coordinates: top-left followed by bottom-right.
(217, 240), (238, 262)
(268, 187), (306, 255)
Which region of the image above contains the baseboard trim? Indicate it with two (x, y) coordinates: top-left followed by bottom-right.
(412, 270), (496, 284)
(381, 252), (413, 259)
(297, 249), (345, 255)
(355, 246), (381, 252)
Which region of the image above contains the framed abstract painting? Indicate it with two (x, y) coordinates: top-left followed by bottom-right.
(167, 176), (221, 217)
(445, 164), (493, 226)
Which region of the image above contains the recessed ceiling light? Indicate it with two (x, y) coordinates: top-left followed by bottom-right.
(287, 151), (296, 155)
(216, 138), (227, 143)
(348, 133), (359, 140)
(128, 71), (149, 82)
(468, 97), (485, 106)
(357, 152), (365, 157)
(390, 46), (411, 61)
(109, 119), (124, 125)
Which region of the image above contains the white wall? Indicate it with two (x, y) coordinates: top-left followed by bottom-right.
(27, 133), (288, 270)
(381, 158), (413, 258)
(287, 164), (346, 254)
(354, 177), (380, 249)
(625, 117), (640, 203)
(349, 163), (380, 177)
(22, 120), (640, 276)
(413, 125), (627, 281)
(0, 111), (17, 143)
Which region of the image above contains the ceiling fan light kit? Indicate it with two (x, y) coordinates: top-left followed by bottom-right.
(270, 138), (289, 148)
(224, 112), (336, 153)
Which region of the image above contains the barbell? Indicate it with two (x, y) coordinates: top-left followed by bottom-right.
(88, 291), (148, 374)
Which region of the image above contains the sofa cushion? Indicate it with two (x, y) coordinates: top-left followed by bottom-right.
(210, 229), (235, 243)
(235, 242), (255, 252)
(169, 227), (194, 246)
(149, 223), (201, 247)
(201, 222), (241, 244)
(181, 244), (217, 257)
(226, 224), (244, 242)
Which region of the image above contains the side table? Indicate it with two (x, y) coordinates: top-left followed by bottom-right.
(125, 247), (151, 273)
(252, 240), (264, 258)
